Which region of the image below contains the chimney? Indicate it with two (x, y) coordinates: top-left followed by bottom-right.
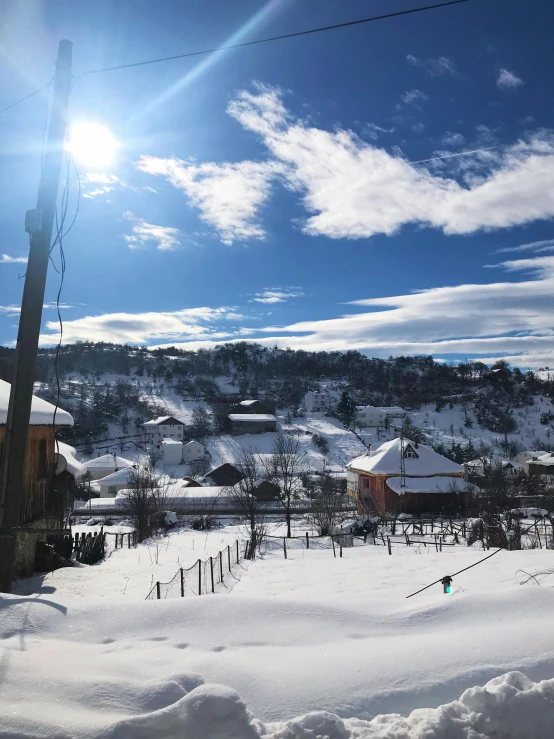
(414, 438), (419, 449)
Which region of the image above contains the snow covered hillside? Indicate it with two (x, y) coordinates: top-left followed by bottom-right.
(4, 524), (554, 737)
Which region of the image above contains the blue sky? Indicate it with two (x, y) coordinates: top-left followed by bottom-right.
(1, 0), (553, 368)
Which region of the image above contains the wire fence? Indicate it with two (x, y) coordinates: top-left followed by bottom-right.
(145, 538), (248, 600)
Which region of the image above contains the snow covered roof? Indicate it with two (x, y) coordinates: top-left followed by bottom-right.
(84, 454), (134, 471)
(161, 439), (182, 446)
(347, 438), (463, 477)
(0, 378), (73, 426)
(228, 414), (276, 422)
(184, 440), (205, 447)
(55, 441), (87, 479)
(143, 416), (184, 426)
(239, 400), (259, 407)
(531, 453), (554, 467)
(97, 466), (138, 486)
(466, 457), (521, 469)
(378, 406), (406, 414)
(387, 476), (466, 495)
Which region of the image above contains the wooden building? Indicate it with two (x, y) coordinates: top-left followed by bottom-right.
(346, 437), (465, 516)
(228, 413), (277, 435)
(203, 462), (244, 487)
(0, 379), (74, 577)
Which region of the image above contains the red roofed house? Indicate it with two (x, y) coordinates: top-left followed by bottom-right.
(346, 437), (466, 516)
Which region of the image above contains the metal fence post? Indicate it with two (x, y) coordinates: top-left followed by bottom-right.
(210, 556), (215, 593)
(127, 533), (130, 548)
(332, 537), (336, 557)
(156, 582), (161, 600)
(306, 532), (309, 549)
(219, 552), (223, 581)
(236, 539), (239, 563)
(387, 537), (392, 555)
(198, 559), (202, 595)
(283, 538), (287, 559)
(180, 568), (185, 597)
(339, 543), (343, 558)
(228, 545), (231, 571)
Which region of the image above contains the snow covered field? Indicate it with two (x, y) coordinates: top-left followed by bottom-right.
(4, 525), (554, 737)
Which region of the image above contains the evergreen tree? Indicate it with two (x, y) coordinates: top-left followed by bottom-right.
(336, 391), (357, 428)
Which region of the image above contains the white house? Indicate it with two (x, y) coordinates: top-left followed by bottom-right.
(97, 466), (138, 497)
(143, 416), (186, 448)
(378, 406), (406, 419)
(355, 406), (387, 427)
(464, 456), (522, 479)
(303, 390), (329, 412)
(83, 453), (134, 480)
(161, 439), (183, 466)
(514, 450), (549, 474)
(183, 440), (210, 463)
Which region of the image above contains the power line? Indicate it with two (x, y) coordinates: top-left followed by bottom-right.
(0, 81), (52, 117)
(75, 0), (470, 78)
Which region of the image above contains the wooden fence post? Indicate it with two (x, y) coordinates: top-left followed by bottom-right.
(283, 538), (287, 559)
(306, 532), (309, 549)
(127, 533), (130, 548)
(180, 568), (185, 597)
(236, 540), (239, 563)
(156, 582), (161, 600)
(198, 559), (202, 595)
(210, 556), (215, 593)
(339, 543), (343, 558)
(387, 537), (392, 555)
(219, 552), (224, 581)
(227, 545), (231, 572)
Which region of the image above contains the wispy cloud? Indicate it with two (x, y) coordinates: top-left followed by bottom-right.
(227, 84), (554, 240)
(149, 256), (554, 368)
(0, 254), (27, 264)
(495, 239), (554, 255)
(251, 288), (304, 304)
(39, 306), (242, 345)
(401, 89), (428, 106)
(497, 68), (524, 90)
(1, 303), (73, 317)
(124, 212), (181, 251)
(136, 156), (281, 245)
(363, 123), (395, 141)
(441, 132), (465, 147)
(406, 54), (459, 77)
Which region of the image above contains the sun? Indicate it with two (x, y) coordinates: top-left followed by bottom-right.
(68, 122), (117, 168)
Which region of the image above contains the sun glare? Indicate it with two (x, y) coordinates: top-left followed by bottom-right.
(68, 122), (117, 168)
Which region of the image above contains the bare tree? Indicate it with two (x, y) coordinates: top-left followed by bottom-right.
(121, 466), (166, 542)
(309, 473), (347, 536)
(228, 448), (267, 558)
(262, 431), (306, 538)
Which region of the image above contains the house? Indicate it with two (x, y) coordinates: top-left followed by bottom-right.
(528, 452), (554, 479)
(161, 439), (183, 466)
(346, 437), (465, 516)
(183, 440), (210, 463)
(143, 416), (186, 448)
(251, 479), (281, 501)
(464, 456), (522, 479)
(515, 451), (550, 474)
(378, 406), (406, 420)
(228, 413), (277, 435)
(303, 390), (329, 413)
(83, 453), (134, 480)
(203, 462), (244, 487)
(97, 466), (138, 497)
(355, 406), (387, 428)
(238, 399), (269, 414)
(181, 476), (204, 488)
(0, 378), (74, 577)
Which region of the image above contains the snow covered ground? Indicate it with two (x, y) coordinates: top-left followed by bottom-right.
(4, 524), (554, 737)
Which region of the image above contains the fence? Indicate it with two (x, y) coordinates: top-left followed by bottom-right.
(47, 530), (107, 564)
(104, 530), (138, 550)
(145, 538), (248, 600)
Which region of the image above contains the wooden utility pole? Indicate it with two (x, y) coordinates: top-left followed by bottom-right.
(0, 40), (73, 593)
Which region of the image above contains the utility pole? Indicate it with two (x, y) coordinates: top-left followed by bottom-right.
(0, 40), (73, 593)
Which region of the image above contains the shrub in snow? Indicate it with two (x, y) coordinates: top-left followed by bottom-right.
(164, 511), (178, 527)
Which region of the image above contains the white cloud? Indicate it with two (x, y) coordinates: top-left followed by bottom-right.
(441, 132), (465, 147)
(497, 68), (524, 90)
(401, 89), (428, 106)
(363, 123), (395, 141)
(251, 288), (304, 304)
(495, 238), (554, 255)
(124, 212), (181, 251)
(136, 156), (281, 245)
(411, 122), (426, 134)
(406, 55), (458, 76)
(227, 85), (554, 240)
(0, 254), (27, 264)
(39, 306), (240, 345)
(84, 173), (119, 184)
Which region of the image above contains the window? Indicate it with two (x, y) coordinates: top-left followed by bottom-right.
(108, 485), (117, 495)
(38, 438), (48, 478)
(404, 446), (418, 459)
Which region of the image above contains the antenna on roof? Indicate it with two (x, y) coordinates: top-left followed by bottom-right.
(399, 423), (406, 489)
